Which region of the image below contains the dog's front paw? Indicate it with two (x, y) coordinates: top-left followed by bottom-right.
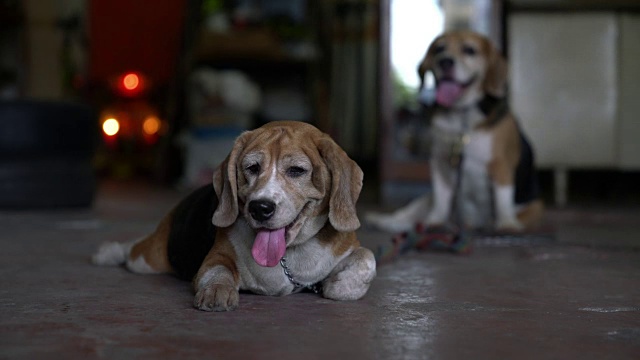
(323, 247), (376, 301)
(194, 284), (239, 312)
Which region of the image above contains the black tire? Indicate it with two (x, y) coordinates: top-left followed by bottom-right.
(0, 157), (96, 209)
(0, 100), (98, 156)
(0, 100), (98, 209)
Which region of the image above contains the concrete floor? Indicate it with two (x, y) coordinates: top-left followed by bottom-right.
(1, 181), (639, 359)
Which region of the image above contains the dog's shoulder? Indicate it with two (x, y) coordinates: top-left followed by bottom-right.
(315, 224), (360, 258)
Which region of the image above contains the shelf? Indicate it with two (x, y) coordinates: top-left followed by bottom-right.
(194, 29), (317, 66)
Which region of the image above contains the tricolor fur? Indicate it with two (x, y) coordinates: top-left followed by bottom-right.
(93, 121), (376, 311)
(366, 30), (543, 233)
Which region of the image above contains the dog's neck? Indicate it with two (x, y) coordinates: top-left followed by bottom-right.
(431, 94), (509, 129)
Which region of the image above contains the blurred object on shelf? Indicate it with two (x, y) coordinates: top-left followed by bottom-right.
(188, 68), (261, 129)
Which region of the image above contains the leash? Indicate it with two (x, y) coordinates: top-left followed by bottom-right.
(448, 97), (510, 229)
(280, 257), (322, 294)
(449, 108), (470, 231)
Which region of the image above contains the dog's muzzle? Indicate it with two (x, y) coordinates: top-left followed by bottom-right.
(438, 57), (454, 73)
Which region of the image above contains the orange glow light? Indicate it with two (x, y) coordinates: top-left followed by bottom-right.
(102, 118), (120, 136)
(122, 73), (140, 91)
(143, 116), (161, 135)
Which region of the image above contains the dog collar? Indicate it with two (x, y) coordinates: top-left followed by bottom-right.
(279, 257), (322, 294)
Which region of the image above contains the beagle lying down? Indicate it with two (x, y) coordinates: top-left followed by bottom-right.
(367, 30), (543, 233)
(93, 121), (376, 311)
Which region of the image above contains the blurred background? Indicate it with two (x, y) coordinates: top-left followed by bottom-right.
(1, 0), (639, 210)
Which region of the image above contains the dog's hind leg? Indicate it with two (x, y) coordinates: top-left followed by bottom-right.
(92, 214), (173, 275)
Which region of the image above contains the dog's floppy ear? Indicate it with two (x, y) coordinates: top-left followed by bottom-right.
(417, 58), (429, 91)
(212, 131), (251, 227)
(417, 35), (441, 90)
(483, 40), (508, 98)
(317, 137), (363, 232)
(417, 49), (432, 90)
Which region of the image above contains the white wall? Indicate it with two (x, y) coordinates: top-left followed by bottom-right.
(509, 12), (640, 170)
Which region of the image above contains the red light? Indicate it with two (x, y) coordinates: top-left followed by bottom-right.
(115, 72), (146, 97)
(122, 73), (140, 90)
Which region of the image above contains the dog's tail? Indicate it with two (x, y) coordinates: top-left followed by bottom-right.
(364, 194), (431, 233)
(91, 241), (135, 266)
(92, 236), (172, 275)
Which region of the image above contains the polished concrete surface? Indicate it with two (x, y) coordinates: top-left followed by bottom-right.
(1, 181), (639, 359)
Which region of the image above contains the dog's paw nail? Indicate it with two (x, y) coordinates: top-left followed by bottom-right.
(194, 285), (239, 312)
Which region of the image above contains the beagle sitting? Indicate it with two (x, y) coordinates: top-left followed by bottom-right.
(366, 30), (543, 233)
(93, 121), (376, 311)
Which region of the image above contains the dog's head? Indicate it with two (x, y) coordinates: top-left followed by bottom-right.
(418, 30), (507, 108)
(211, 121), (363, 267)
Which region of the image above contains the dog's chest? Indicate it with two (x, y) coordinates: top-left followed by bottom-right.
(431, 109), (496, 228)
(229, 221), (344, 296)
(431, 110), (494, 169)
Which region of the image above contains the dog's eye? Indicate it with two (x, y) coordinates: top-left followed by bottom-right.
(246, 164), (261, 175)
(286, 166), (307, 178)
(462, 45), (477, 56)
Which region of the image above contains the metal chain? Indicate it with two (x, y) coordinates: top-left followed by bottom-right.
(279, 257), (322, 294)
(451, 108), (470, 228)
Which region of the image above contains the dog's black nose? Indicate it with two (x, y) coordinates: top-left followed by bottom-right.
(248, 200), (276, 222)
(438, 58), (454, 72)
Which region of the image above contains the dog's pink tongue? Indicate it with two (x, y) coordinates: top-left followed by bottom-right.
(436, 81), (464, 107)
(252, 228), (286, 267)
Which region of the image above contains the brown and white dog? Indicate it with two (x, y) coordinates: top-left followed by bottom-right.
(366, 30), (543, 233)
(93, 121), (376, 311)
